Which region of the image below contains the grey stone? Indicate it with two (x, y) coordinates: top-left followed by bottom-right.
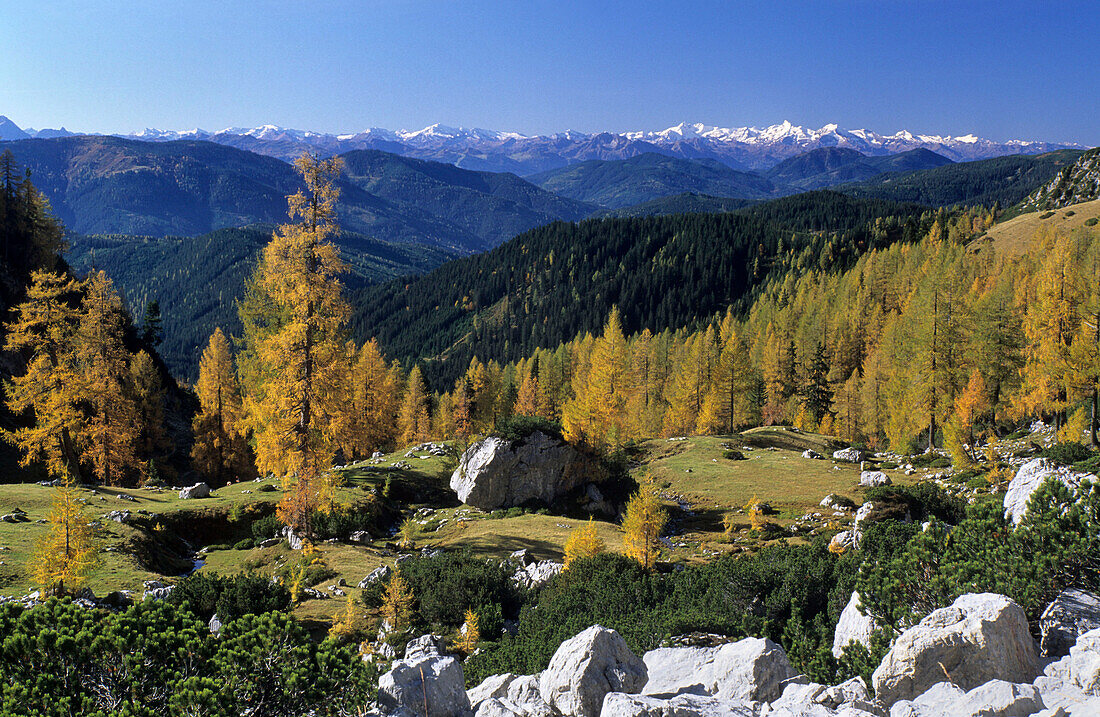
(450, 431), (598, 510)
(833, 448), (868, 463)
(378, 653), (471, 717)
(358, 565), (392, 589)
(600, 692), (759, 716)
(832, 592), (878, 659)
(1041, 589), (1100, 658)
(641, 636), (796, 703)
(178, 482), (210, 499)
(859, 471), (891, 487)
(1003, 458), (1088, 526)
(538, 625), (647, 717)
(872, 593), (1041, 706)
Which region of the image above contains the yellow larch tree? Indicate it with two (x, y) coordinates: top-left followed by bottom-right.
(564, 517), (606, 568)
(350, 338), (399, 454)
(75, 271), (141, 486)
(399, 365), (431, 445)
(381, 572), (415, 633)
(191, 328), (254, 484)
(243, 153), (351, 539)
(513, 367), (542, 417)
(564, 307), (634, 446)
(3, 270), (84, 481)
(456, 608), (480, 655)
(130, 349), (168, 460)
(622, 482), (668, 570)
(32, 478), (98, 596)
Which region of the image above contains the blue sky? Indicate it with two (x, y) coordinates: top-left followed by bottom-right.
(2, 0), (1097, 144)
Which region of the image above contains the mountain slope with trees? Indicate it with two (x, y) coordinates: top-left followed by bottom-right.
(349, 192), (935, 388)
(765, 148), (953, 191)
(837, 149), (1085, 208)
(1019, 147), (1100, 211)
(527, 153), (781, 208)
(65, 225), (456, 379)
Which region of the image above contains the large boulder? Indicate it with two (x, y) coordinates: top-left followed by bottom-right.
(832, 592), (878, 659)
(833, 448), (867, 463)
(872, 593), (1041, 706)
(450, 431), (597, 510)
(512, 561), (564, 590)
(1070, 628), (1100, 696)
(178, 482), (210, 499)
(641, 636), (796, 703)
(538, 625), (647, 717)
(1003, 458), (1085, 526)
(378, 653), (471, 717)
(887, 680), (1044, 717)
(1040, 589), (1100, 657)
(859, 471), (891, 487)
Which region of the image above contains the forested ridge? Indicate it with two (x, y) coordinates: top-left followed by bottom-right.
(66, 226), (457, 378)
(838, 149), (1084, 208)
(351, 192), (935, 389)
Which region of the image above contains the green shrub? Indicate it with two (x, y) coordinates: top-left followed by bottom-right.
(234, 538), (254, 550)
(1040, 211), (1055, 219)
(1005, 428), (1029, 440)
(1085, 217), (1098, 227)
(1065, 210), (1076, 217)
(1042, 442), (1093, 466)
(879, 462), (898, 470)
(492, 415), (564, 443)
(251, 514), (282, 541)
(723, 449), (746, 460)
(168, 571), (291, 622)
(864, 483), (966, 524)
(398, 550), (520, 637)
(206, 544), (231, 552)
(966, 476), (989, 490)
(257, 483), (276, 492)
(929, 457), (952, 469)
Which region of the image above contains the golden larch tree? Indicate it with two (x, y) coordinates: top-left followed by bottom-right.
(564, 517), (606, 567)
(75, 271), (141, 486)
(350, 338), (399, 454)
(381, 572), (415, 633)
(622, 482), (668, 570)
(130, 349), (168, 460)
(242, 154), (351, 539)
(3, 270), (84, 480)
(456, 608), (480, 655)
(32, 479), (98, 595)
(399, 365), (431, 446)
(192, 328), (254, 484)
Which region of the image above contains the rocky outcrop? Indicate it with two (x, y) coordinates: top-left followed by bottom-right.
(538, 625), (647, 717)
(378, 652), (471, 717)
(828, 530), (860, 554)
(1002, 458), (1087, 526)
(178, 482), (210, 499)
(512, 561), (564, 590)
(832, 592), (878, 659)
(872, 593), (1040, 706)
(1040, 589), (1100, 658)
(450, 431), (598, 510)
(641, 637), (796, 703)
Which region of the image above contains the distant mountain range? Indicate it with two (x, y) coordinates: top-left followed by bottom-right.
(0, 115), (1086, 175)
(0, 135), (591, 252)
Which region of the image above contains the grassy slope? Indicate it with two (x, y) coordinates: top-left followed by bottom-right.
(0, 426), (943, 623)
(972, 197), (1100, 257)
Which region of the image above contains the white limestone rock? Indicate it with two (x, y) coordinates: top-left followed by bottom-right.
(178, 482), (210, 499)
(833, 448), (868, 463)
(450, 431), (596, 510)
(600, 692), (759, 716)
(832, 592), (878, 659)
(538, 625), (647, 717)
(872, 593), (1041, 707)
(887, 680), (1044, 717)
(378, 653), (471, 717)
(641, 636), (796, 703)
(1003, 458), (1086, 526)
(859, 472), (891, 488)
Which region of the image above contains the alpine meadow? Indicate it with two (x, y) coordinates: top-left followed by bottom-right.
(1, 3), (1100, 716)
